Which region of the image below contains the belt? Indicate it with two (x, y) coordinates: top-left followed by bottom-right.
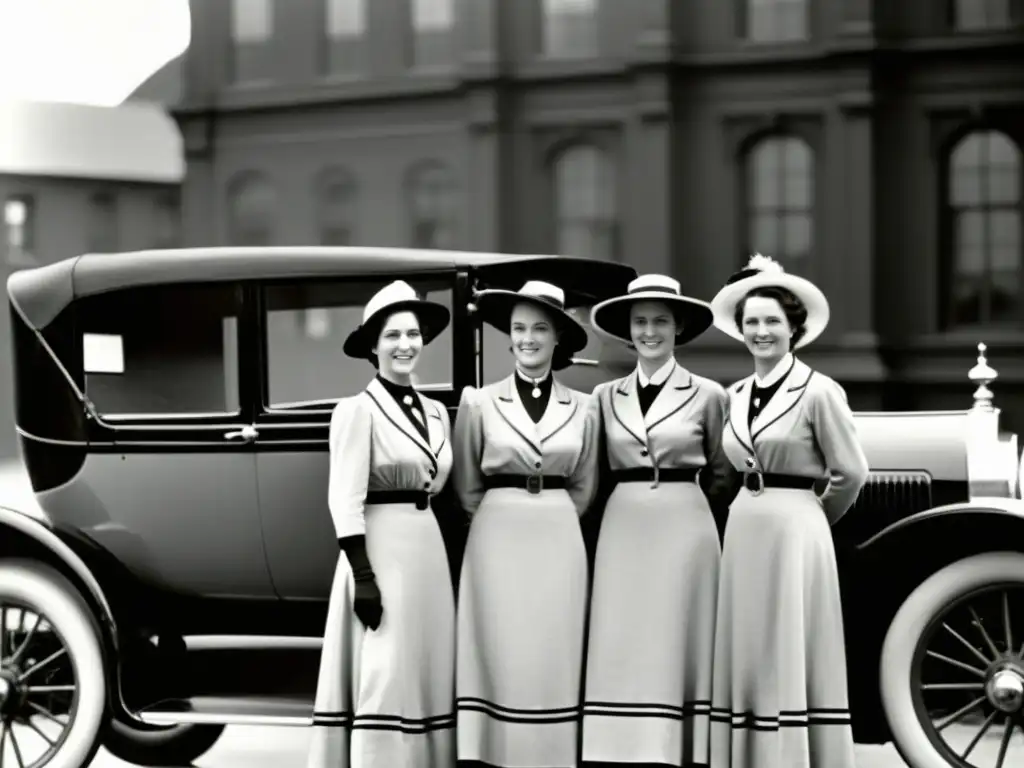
(611, 467), (699, 484)
(365, 490), (431, 510)
(483, 474), (567, 494)
(742, 472), (817, 495)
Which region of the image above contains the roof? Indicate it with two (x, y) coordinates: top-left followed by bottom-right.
(0, 100), (184, 183)
(6, 246), (638, 330)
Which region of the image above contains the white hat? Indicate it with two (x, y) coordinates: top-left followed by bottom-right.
(710, 254), (830, 349)
(474, 280), (588, 370)
(589, 274), (713, 347)
(343, 280), (451, 360)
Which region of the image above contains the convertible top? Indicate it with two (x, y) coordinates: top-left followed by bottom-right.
(6, 247), (637, 330)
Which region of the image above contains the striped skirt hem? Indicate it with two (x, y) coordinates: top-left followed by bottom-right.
(456, 697), (580, 725)
(708, 707), (851, 730)
(311, 710), (457, 733)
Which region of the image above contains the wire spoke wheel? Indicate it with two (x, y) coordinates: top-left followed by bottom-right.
(0, 562), (105, 768)
(912, 584), (1024, 768)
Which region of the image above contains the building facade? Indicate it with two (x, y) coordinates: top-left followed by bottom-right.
(171, 0), (1024, 426)
(0, 100), (184, 460)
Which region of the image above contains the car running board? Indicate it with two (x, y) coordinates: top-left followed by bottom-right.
(136, 695), (315, 727)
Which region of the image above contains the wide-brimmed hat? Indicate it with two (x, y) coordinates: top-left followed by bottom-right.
(474, 280), (589, 369)
(590, 274), (713, 347)
(343, 280), (451, 361)
(710, 253), (830, 349)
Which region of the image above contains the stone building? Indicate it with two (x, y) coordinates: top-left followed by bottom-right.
(171, 0), (1022, 425)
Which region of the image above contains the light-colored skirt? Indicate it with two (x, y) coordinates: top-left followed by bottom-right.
(307, 501), (456, 768)
(456, 487), (588, 768)
(582, 479), (720, 766)
(710, 487), (855, 768)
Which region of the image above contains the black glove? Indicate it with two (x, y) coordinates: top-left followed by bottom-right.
(338, 535), (383, 630)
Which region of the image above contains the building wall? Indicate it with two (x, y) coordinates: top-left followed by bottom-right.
(1, 175), (181, 460)
(173, 0), (1024, 428)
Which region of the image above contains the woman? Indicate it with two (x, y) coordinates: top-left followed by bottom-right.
(707, 254), (869, 768)
(308, 279), (456, 768)
(453, 280), (600, 768)
(582, 273), (738, 768)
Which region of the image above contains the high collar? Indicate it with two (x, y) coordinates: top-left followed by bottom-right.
(754, 352), (794, 389)
(636, 357), (675, 388)
(515, 365), (552, 385)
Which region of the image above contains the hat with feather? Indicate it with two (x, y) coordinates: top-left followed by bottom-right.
(710, 253), (830, 349)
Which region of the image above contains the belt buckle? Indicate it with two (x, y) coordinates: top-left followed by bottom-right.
(744, 457), (765, 497)
(526, 474), (543, 494)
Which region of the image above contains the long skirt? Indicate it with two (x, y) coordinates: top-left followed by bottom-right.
(307, 501), (456, 768)
(582, 480), (721, 767)
(709, 487), (855, 768)
(456, 487), (589, 768)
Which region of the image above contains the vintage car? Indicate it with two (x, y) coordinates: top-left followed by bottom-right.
(0, 246), (1022, 768)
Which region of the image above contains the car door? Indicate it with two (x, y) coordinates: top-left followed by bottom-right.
(251, 273), (460, 600)
(70, 281), (274, 598)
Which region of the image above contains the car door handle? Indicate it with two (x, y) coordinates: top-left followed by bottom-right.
(225, 425), (259, 442)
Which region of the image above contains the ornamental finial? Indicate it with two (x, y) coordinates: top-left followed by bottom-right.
(969, 342), (998, 412)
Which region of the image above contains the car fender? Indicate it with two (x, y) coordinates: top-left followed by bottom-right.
(0, 503), (119, 651)
(858, 497), (1024, 551)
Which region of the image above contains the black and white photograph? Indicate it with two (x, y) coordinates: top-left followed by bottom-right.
(1, 1), (1023, 767)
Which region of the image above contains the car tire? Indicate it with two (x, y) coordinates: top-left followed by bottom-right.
(880, 551), (1024, 768)
(102, 719), (226, 766)
(0, 558), (107, 768)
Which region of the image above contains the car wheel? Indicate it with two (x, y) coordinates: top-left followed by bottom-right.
(0, 559), (106, 768)
(102, 719), (225, 766)
(881, 552), (1024, 768)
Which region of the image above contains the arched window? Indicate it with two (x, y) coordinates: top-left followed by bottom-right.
(553, 144), (618, 261)
(406, 161), (458, 249)
(745, 135), (814, 274)
(542, 0), (598, 58)
(946, 129), (1022, 326)
(227, 171), (277, 246)
(315, 167), (358, 245)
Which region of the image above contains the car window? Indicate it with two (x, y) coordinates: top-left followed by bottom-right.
(480, 303), (632, 393)
(263, 278), (453, 411)
(77, 283), (242, 418)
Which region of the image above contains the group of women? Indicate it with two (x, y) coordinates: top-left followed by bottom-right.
(306, 253), (871, 768)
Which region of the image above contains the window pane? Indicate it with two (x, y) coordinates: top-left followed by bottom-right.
(750, 212), (780, 254)
(750, 157), (778, 208)
(951, 166), (982, 206)
(955, 245), (985, 277)
(956, 210), (985, 249)
(412, 0), (454, 31)
(232, 0), (273, 42)
(81, 285), (241, 416)
(782, 213), (812, 258)
(327, 0), (365, 37)
(264, 280), (453, 408)
(778, 0), (808, 39)
(991, 210), (1021, 250)
(783, 164), (812, 208)
(543, 0), (598, 57)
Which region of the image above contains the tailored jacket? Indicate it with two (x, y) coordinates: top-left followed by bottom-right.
(590, 361), (739, 526)
(452, 374), (600, 517)
(328, 377), (453, 540)
(724, 357), (869, 524)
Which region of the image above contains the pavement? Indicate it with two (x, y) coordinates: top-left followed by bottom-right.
(79, 723), (1020, 768)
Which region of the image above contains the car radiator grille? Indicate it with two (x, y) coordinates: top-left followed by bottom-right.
(847, 471), (934, 529)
